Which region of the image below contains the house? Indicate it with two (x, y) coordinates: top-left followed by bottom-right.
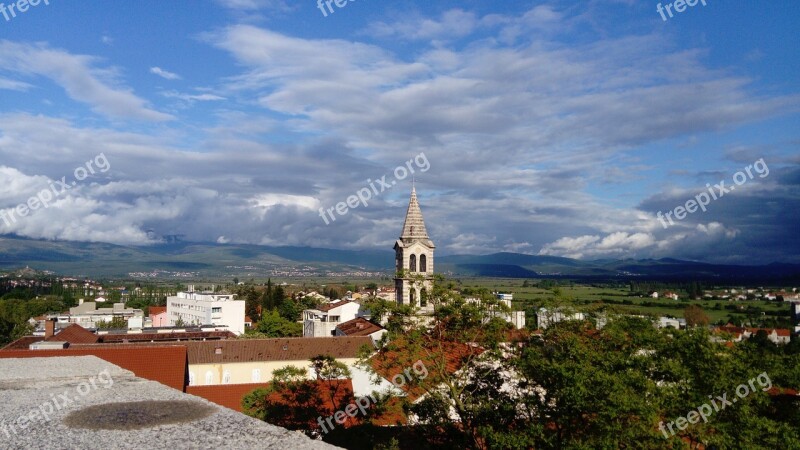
(297, 291), (330, 303)
(746, 328), (792, 345)
(335, 317), (387, 344)
(464, 295), (526, 329)
(147, 306), (168, 327)
(536, 307), (585, 329)
(663, 291), (679, 300)
(375, 288), (395, 301)
(302, 300), (361, 337)
(52, 300), (144, 330)
(183, 336), (379, 397)
(713, 324), (792, 345)
(167, 291), (246, 335)
(658, 317), (681, 329)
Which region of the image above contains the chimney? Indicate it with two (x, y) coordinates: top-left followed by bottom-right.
(44, 319), (56, 338)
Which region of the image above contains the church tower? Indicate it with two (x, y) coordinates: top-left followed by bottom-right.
(394, 185), (435, 313)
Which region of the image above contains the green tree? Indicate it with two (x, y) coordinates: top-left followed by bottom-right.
(95, 316), (128, 329)
(253, 309), (301, 337)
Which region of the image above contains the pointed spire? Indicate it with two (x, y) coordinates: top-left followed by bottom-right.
(400, 185), (429, 240)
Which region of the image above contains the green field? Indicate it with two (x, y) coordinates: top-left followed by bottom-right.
(454, 277), (793, 325)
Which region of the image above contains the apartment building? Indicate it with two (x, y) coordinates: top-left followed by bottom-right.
(167, 291), (245, 335)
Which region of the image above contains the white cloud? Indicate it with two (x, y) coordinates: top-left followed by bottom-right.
(162, 91), (226, 102)
(0, 77), (32, 91)
(213, 0), (290, 11)
(0, 41), (173, 122)
(150, 66), (182, 80)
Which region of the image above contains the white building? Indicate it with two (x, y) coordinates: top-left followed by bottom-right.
(464, 294), (526, 329)
(658, 317), (682, 329)
(536, 307), (586, 329)
(167, 291), (245, 335)
(302, 300), (361, 337)
(48, 301), (144, 330)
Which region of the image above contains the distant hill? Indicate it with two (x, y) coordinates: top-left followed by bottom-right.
(1, 235), (798, 282)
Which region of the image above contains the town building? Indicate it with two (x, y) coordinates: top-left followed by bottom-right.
(302, 300), (361, 337)
(712, 324), (792, 345)
(464, 294), (526, 329)
(44, 300), (145, 330)
(167, 291), (246, 335)
(335, 317), (387, 344)
(536, 307), (586, 329)
(182, 337), (380, 397)
(146, 306), (168, 327)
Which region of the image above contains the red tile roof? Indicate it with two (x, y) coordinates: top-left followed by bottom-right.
(183, 336), (374, 365)
(148, 306), (167, 316)
(98, 330), (236, 344)
(45, 324), (100, 344)
(3, 323), (236, 348)
(1, 336), (45, 351)
(0, 345), (187, 391)
(746, 327), (792, 337)
(336, 317), (384, 337)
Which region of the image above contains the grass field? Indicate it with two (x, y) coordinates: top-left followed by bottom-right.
(454, 277), (793, 324)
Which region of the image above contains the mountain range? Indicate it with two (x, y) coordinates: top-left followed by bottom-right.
(1, 236), (798, 283)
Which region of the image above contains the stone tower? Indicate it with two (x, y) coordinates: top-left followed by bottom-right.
(394, 185), (435, 313)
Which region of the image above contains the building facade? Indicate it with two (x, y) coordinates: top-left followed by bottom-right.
(302, 300), (361, 337)
(167, 291), (245, 335)
(394, 186), (435, 313)
(47, 301), (144, 330)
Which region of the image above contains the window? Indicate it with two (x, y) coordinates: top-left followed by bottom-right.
(205, 371), (214, 385)
(410, 289), (416, 306)
(222, 371), (231, 384)
(420, 288), (428, 307)
(409, 254), (417, 272)
(212, 307), (222, 313)
(420, 254), (427, 272)
(252, 369), (261, 383)
(188, 371), (195, 386)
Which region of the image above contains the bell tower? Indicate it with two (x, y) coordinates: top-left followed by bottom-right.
(394, 185), (435, 313)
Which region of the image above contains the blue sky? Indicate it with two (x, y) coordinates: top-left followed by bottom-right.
(0, 0), (798, 263)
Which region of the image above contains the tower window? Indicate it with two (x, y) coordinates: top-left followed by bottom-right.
(420, 254), (427, 272)
(420, 288), (427, 307)
(410, 254), (417, 272)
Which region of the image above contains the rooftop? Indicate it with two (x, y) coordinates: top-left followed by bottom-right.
(0, 356), (337, 449)
(183, 336), (374, 365)
(335, 317), (384, 337)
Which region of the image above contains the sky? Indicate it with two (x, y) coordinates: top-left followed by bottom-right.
(0, 0), (798, 264)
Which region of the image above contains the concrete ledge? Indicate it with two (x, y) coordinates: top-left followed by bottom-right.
(0, 356), (338, 449)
